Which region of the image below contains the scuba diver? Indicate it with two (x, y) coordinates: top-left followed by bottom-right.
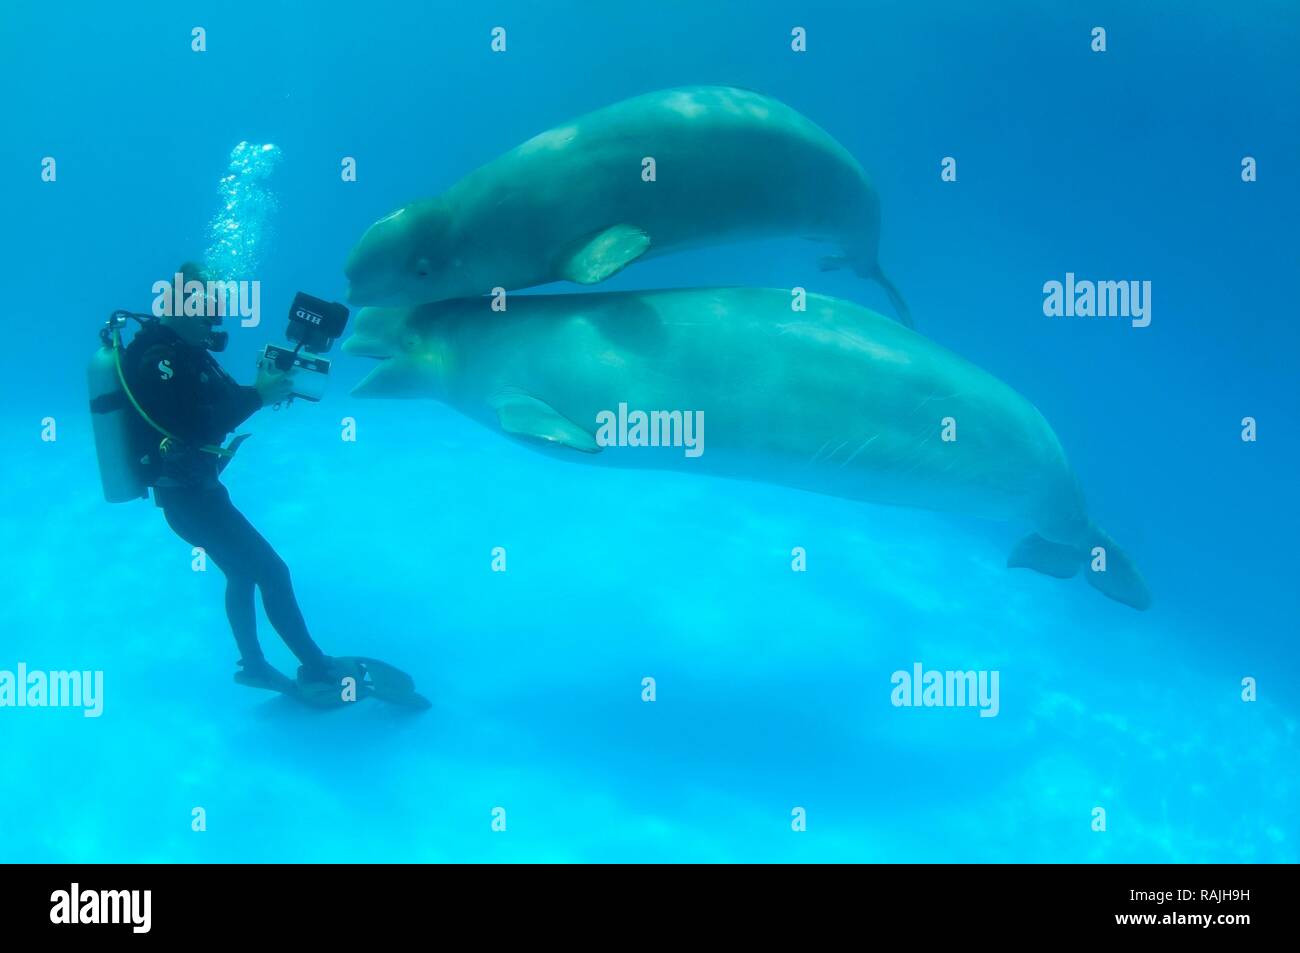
(90, 262), (430, 709)
(119, 262), (336, 696)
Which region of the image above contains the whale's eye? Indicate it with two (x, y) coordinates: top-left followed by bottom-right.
(415, 256), (431, 278)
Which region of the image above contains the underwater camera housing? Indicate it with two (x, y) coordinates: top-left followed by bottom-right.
(257, 292), (350, 402)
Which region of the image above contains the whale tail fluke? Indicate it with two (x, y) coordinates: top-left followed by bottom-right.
(1007, 533), (1082, 579)
(819, 256), (914, 329)
(1083, 526), (1152, 610)
(1008, 526), (1152, 610)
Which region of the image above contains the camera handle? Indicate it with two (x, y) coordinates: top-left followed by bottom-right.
(271, 345), (300, 410)
(273, 340), (306, 371)
(258, 342), (303, 410)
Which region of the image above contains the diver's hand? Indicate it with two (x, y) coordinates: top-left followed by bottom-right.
(255, 363), (297, 405)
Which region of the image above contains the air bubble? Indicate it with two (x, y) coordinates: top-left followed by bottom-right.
(204, 141), (282, 280)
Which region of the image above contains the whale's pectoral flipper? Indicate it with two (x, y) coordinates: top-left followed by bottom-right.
(820, 256), (914, 330)
(561, 224), (651, 284)
(490, 390), (601, 453)
(871, 266), (914, 330)
(1009, 526), (1151, 610)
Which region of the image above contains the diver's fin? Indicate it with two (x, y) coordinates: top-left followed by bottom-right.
(293, 681), (352, 709)
(490, 390), (600, 453)
(561, 224), (651, 284)
(346, 657), (415, 693)
(340, 657), (431, 711)
(233, 660), (350, 710)
(351, 357), (431, 399)
(1083, 527), (1152, 611)
(285, 658), (431, 710)
(234, 657), (430, 711)
(1007, 533), (1084, 579)
(233, 659), (297, 695)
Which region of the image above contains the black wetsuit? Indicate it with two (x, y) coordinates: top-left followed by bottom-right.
(123, 322), (327, 672)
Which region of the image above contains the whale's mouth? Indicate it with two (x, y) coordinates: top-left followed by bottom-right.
(348, 353), (438, 400)
(341, 304), (411, 361)
(340, 337), (394, 359)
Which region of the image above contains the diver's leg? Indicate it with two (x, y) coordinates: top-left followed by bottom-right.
(222, 576), (263, 664)
(161, 489), (265, 665)
(209, 490), (330, 673)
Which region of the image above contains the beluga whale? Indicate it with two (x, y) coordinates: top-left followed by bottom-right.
(343, 289), (1150, 610)
(344, 86), (912, 326)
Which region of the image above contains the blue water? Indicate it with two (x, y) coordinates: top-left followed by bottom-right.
(2, 1), (1297, 862)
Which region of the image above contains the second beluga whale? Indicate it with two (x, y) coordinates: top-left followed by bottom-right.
(344, 85), (912, 326)
(342, 288), (1149, 610)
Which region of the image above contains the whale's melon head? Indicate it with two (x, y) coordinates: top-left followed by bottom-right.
(345, 199), (456, 307)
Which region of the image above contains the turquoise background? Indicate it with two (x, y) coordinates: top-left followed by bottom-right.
(0, 1), (1295, 861)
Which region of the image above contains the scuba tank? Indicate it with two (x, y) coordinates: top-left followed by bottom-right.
(88, 310), (242, 503)
(88, 313), (147, 503)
